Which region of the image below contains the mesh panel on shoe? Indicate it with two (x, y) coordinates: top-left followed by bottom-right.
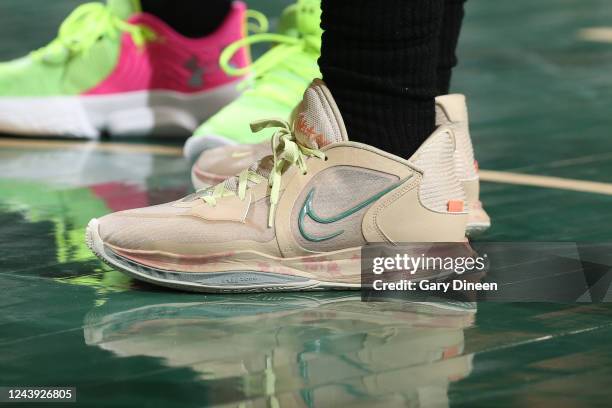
(435, 98), (478, 181)
(450, 121), (477, 181)
(182, 155), (274, 204)
(221, 155), (273, 194)
(291, 166), (399, 252)
(410, 130), (466, 213)
(99, 198), (274, 250)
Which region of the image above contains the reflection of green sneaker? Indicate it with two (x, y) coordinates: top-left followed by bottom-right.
(183, 0), (322, 161)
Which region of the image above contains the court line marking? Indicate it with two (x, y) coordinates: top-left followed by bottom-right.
(507, 152), (612, 173)
(0, 138), (183, 156)
(2, 137), (612, 196)
(578, 27), (612, 43)
(480, 170), (612, 196)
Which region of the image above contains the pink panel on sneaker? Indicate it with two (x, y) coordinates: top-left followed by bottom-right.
(85, 1), (249, 95)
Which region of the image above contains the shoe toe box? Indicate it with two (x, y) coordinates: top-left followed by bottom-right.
(95, 199), (274, 254)
(97, 202), (191, 251)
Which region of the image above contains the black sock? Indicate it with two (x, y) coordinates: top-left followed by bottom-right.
(437, 0), (467, 94)
(319, 0), (444, 157)
(141, 0), (232, 38)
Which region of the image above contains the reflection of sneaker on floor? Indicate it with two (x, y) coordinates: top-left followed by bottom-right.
(0, 0), (249, 138)
(191, 93), (492, 235)
(87, 80), (473, 292)
(84, 292), (474, 406)
(182, 0), (322, 161)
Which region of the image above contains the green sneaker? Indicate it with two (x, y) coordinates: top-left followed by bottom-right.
(183, 0), (322, 160)
(0, 0), (251, 137)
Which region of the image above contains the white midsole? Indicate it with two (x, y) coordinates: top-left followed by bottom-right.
(0, 82), (241, 138)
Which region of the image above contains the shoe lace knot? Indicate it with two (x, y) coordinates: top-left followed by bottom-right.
(32, 2), (156, 63)
(202, 118), (326, 227)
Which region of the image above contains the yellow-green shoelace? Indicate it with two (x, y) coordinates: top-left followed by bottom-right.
(32, 2), (156, 63)
(218, 23), (321, 105)
(202, 119), (326, 227)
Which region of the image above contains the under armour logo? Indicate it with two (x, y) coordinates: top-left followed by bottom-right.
(184, 57), (204, 88)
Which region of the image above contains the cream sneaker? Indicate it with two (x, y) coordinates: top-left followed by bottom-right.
(87, 80), (472, 292)
(191, 94), (491, 235)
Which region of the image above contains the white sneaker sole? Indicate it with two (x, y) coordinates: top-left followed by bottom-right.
(0, 82), (241, 138)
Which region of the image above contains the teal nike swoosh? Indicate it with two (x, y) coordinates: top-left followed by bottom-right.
(298, 177), (409, 242)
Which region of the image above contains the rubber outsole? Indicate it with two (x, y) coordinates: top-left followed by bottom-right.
(466, 223), (491, 236)
(466, 207), (492, 237)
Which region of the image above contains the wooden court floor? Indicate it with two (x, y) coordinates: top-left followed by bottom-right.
(1, 0), (612, 407)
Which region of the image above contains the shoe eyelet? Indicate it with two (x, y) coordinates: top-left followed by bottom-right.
(324, 156), (329, 161)
(302, 171), (308, 176)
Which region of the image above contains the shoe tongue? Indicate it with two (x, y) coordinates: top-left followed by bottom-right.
(291, 79), (349, 149)
(107, 0), (142, 19)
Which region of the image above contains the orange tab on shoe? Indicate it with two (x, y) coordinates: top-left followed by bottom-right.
(447, 200), (464, 213)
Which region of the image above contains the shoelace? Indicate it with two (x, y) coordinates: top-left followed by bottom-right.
(218, 28), (321, 105)
(202, 119), (326, 227)
(245, 9), (270, 36)
(31, 2), (156, 63)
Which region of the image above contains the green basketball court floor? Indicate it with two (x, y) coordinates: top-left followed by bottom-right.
(1, 0), (612, 406)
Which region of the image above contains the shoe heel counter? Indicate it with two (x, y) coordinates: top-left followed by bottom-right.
(362, 173), (468, 243)
(362, 129), (468, 243)
(435, 94), (467, 125)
